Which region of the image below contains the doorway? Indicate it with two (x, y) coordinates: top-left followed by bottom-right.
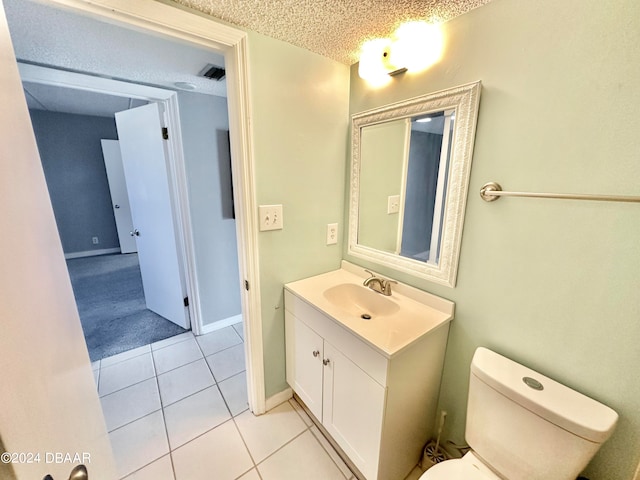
(5, 0), (265, 414)
(24, 86), (193, 360)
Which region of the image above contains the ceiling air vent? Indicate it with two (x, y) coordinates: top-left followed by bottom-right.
(200, 64), (226, 81)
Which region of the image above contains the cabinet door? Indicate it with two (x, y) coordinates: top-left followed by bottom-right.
(285, 312), (324, 420)
(322, 342), (386, 480)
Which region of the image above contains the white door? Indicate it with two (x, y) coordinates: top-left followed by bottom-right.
(115, 103), (189, 329)
(0, 5), (116, 479)
(101, 139), (137, 254)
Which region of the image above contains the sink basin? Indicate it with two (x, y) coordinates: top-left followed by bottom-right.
(285, 263), (454, 357)
(323, 283), (400, 318)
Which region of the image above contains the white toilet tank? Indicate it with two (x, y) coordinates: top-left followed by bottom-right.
(466, 347), (618, 480)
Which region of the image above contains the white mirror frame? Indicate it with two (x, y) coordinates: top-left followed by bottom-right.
(348, 81), (481, 287)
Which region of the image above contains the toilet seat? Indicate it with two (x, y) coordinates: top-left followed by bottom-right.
(419, 452), (500, 480)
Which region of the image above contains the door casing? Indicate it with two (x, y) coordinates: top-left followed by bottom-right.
(23, 0), (266, 414)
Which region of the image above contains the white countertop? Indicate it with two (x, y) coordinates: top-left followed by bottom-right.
(284, 262), (455, 358)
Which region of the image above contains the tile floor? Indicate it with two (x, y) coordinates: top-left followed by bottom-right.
(92, 323), (424, 480)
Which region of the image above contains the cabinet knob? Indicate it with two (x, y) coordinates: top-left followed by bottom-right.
(312, 350), (320, 357)
(323, 358), (330, 366)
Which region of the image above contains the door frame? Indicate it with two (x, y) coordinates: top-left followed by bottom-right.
(27, 0), (266, 414)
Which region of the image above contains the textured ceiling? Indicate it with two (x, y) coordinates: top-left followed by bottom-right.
(172, 0), (493, 65)
(4, 0), (493, 116)
(4, 0), (227, 97)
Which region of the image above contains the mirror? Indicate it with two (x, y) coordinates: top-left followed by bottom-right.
(348, 81), (481, 287)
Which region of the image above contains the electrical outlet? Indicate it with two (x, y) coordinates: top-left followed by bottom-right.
(326, 223), (338, 245)
(387, 195), (400, 214)
(259, 204), (283, 231)
(92, 236), (99, 244)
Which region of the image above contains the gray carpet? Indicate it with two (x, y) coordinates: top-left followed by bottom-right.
(66, 253), (187, 362)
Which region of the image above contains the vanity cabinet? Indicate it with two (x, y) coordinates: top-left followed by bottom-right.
(285, 288), (450, 480)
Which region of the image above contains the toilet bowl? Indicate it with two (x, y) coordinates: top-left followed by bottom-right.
(419, 347), (618, 480)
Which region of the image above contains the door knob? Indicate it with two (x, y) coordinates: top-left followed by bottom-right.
(68, 465), (88, 480)
(42, 464), (88, 480)
(130, 229), (140, 237)
(312, 350), (320, 357)
(114, 204), (120, 209)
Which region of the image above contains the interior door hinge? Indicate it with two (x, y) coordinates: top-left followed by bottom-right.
(244, 280), (249, 291)
(162, 127), (169, 140)
(183, 297), (189, 307)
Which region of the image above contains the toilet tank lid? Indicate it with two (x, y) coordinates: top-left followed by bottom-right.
(471, 347), (618, 443)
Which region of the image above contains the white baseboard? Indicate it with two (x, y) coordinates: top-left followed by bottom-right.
(265, 387), (293, 412)
(64, 248), (121, 259)
(199, 314), (243, 335)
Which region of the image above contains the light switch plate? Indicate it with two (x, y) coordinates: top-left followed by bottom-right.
(259, 204), (283, 231)
(326, 223), (338, 245)
(388, 195), (400, 214)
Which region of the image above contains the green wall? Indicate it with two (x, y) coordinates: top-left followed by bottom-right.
(246, 31), (350, 397)
(346, 0), (640, 478)
(359, 120), (406, 252)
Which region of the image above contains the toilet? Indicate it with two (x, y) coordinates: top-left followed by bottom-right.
(421, 347), (618, 480)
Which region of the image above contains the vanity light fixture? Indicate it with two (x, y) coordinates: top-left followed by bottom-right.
(358, 21), (444, 87)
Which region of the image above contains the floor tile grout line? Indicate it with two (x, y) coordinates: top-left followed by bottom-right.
(195, 329), (246, 413)
(155, 327), (248, 450)
(164, 411), (233, 452)
(288, 397), (355, 479)
(110, 352), (170, 479)
(231, 416), (262, 480)
(119, 453), (171, 480)
(194, 324), (243, 350)
(199, 339), (245, 358)
(212, 368), (248, 385)
(156, 360), (204, 377)
(113, 417), (170, 478)
(150, 333), (244, 379)
(214, 381), (234, 419)
(159, 383), (245, 429)
(228, 398), (313, 470)
(252, 426), (312, 470)
(102, 326), (247, 479)
(105, 401), (163, 434)
(168, 416), (236, 458)
(150, 340), (178, 480)
(99, 375), (158, 400)
(155, 355), (208, 379)
(151, 332), (194, 351)
(159, 380), (217, 409)
(309, 425), (353, 479)
(230, 416), (259, 473)
(98, 372), (157, 398)
(99, 345), (153, 368)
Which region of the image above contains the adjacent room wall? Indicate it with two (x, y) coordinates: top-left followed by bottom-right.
(247, 30), (351, 397)
(347, 0), (640, 478)
(29, 109), (119, 256)
(177, 91), (242, 328)
(401, 130), (443, 258)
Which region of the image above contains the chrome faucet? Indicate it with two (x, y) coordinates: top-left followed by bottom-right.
(363, 270), (397, 296)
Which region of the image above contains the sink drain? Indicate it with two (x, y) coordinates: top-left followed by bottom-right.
(361, 313), (372, 320)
